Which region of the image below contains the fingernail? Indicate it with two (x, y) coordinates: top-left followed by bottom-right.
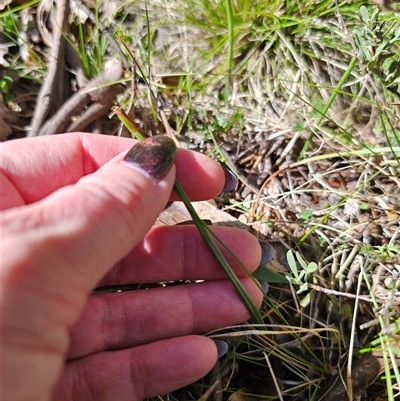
(260, 281), (269, 294)
(222, 168), (237, 192)
(259, 240), (276, 265)
(122, 136), (177, 179)
(213, 340), (229, 358)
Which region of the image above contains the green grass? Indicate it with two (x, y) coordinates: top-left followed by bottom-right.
(135, 2), (400, 398)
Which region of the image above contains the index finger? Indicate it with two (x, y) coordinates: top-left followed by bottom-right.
(1, 133), (225, 209)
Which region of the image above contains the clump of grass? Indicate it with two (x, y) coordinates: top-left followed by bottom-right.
(127, 1), (400, 398)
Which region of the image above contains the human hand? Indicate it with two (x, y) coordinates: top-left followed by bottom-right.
(1, 133), (263, 401)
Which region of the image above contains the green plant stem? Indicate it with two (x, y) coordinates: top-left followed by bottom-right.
(113, 107), (146, 140)
(298, 55), (358, 160)
(94, 0), (101, 67)
(224, 0), (234, 102)
(120, 109), (263, 324)
(173, 179), (264, 325)
(0, 0), (39, 18)
(77, 21), (89, 76)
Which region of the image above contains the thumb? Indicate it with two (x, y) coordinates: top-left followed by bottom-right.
(2, 136), (176, 325)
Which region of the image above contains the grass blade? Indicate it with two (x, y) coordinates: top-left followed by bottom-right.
(173, 180), (264, 324)
(298, 55), (358, 160)
(116, 109), (264, 324)
(224, 0), (234, 102)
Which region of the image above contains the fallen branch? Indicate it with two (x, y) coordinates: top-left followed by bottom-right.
(29, 0), (69, 136)
(37, 59), (124, 135)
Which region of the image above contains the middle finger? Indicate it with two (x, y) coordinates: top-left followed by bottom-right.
(98, 225), (262, 285)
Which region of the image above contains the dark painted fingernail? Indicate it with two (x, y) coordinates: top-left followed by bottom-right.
(222, 168), (237, 192)
(259, 240), (276, 265)
(260, 281), (269, 294)
(213, 340), (229, 358)
(122, 136), (177, 179)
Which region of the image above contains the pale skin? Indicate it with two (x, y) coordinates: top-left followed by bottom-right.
(1, 133), (263, 401)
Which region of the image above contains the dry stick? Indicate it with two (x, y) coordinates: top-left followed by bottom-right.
(196, 379), (221, 401)
(32, 0), (127, 137)
(38, 59), (124, 135)
(347, 260), (368, 401)
(36, 0), (69, 110)
(37, 0), (86, 90)
(263, 352), (284, 401)
(65, 40), (87, 90)
(29, 0), (69, 137)
(308, 284), (371, 302)
(66, 97), (115, 132)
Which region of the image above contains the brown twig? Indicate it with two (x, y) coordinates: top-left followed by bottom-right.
(37, 59), (124, 135)
(29, 0), (69, 137)
(66, 100), (114, 133)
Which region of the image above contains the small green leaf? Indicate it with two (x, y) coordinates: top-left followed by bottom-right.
(359, 6), (370, 24)
(367, 59), (376, 71)
(359, 202), (371, 210)
(0, 76), (13, 94)
(293, 120), (305, 132)
(253, 266), (288, 283)
(339, 303), (352, 322)
(286, 250), (298, 277)
(297, 282), (308, 294)
(296, 252), (308, 271)
(300, 292), (311, 308)
(306, 262), (318, 274)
